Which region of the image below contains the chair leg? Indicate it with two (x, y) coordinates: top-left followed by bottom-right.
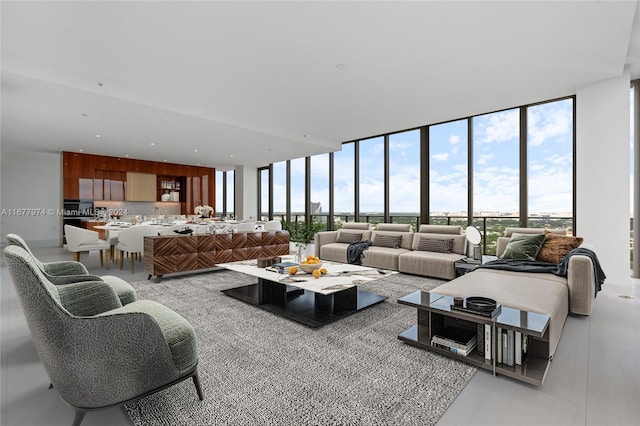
(48, 382), (53, 389)
(99, 250), (104, 267)
(72, 411), (86, 426)
(120, 250), (124, 270)
(192, 372), (204, 401)
(73, 252), (80, 262)
(130, 255), (135, 274)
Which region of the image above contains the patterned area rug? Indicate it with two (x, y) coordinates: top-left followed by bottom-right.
(125, 270), (477, 425)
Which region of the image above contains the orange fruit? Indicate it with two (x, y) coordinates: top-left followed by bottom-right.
(306, 254), (314, 260)
(312, 269), (321, 278)
(288, 266), (298, 275)
(319, 268), (327, 275)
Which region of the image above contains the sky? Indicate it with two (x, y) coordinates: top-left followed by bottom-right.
(267, 95), (634, 218)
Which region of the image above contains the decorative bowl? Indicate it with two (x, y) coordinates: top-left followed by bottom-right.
(298, 262), (322, 273)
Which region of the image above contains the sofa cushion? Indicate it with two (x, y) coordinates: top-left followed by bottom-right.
(418, 225), (461, 235)
(417, 238), (453, 253)
(398, 251), (464, 280)
(319, 243), (349, 263)
(361, 246), (409, 270)
(371, 230), (414, 250)
(504, 227), (565, 237)
(372, 234), (402, 248)
(537, 230), (583, 264)
(376, 223), (412, 232)
(500, 233), (546, 261)
(412, 233), (466, 255)
(341, 222), (372, 230)
(336, 231), (362, 244)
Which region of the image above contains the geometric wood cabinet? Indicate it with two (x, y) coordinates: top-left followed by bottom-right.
(144, 230), (290, 281)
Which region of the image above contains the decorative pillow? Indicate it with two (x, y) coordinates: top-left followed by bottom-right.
(417, 238), (453, 253)
(372, 234), (402, 249)
(500, 233), (546, 261)
(336, 232), (362, 244)
(537, 230), (583, 264)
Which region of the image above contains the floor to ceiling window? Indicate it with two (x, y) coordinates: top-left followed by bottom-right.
(310, 153), (330, 229)
(358, 136), (384, 225)
(389, 129), (421, 229)
(225, 170), (234, 218)
(272, 161), (286, 220)
(259, 167), (270, 221)
(215, 170), (224, 217)
(473, 108), (520, 253)
(527, 98), (574, 232)
(429, 120), (468, 228)
(333, 142), (355, 226)
(290, 158), (306, 222)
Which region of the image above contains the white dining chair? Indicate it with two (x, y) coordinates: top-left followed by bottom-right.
(263, 220), (282, 231)
(235, 222), (256, 233)
(64, 225), (111, 268)
(116, 225), (159, 273)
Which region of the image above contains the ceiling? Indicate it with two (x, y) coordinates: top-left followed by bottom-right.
(2, 1), (639, 170)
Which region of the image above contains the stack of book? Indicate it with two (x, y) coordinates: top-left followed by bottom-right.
(265, 261), (298, 274)
(496, 328), (529, 366)
(431, 327), (478, 356)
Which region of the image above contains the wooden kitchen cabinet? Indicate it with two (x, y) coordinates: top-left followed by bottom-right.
(126, 172), (156, 201)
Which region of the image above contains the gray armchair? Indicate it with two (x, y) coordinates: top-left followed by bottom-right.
(6, 234), (137, 305)
(3, 245), (203, 426)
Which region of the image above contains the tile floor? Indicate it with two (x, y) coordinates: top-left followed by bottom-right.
(1, 245), (638, 426)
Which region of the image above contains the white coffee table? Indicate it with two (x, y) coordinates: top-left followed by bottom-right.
(219, 257), (391, 327)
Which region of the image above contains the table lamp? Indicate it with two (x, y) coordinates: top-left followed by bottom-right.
(465, 226), (482, 261)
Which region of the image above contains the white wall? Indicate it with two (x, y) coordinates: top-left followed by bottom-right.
(233, 165), (258, 220)
(0, 150), (62, 246)
(576, 71), (631, 285)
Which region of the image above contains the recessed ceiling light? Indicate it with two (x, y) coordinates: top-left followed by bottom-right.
(196, 163), (200, 166)
(335, 63), (346, 70)
(194, 149), (198, 153)
(164, 159), (167, 162)
(150, 142), (155, 146)
(79, 149), (84, 152)
(125, 154), (129, 157)
(96, 134), (101, 138)
(229, 154), (234, 158)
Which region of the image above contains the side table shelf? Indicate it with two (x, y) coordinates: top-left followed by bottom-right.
(398, 291), (551, 386)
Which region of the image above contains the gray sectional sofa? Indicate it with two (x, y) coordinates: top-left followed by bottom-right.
(314, 223), (466, 280)
(317, 223), (599, 360)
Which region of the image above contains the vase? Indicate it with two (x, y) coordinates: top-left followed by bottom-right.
(295, 245), (306, 263)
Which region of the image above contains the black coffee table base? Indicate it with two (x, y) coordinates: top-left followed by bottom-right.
(222, 278), (387, 328)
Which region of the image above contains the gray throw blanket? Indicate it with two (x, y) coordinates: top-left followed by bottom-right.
(347, 240), (373, 265)
(479, 248), (606, 296)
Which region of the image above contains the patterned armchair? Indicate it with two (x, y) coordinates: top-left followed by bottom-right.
(3, 245), (203, 426)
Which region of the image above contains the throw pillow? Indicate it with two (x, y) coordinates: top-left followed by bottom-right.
(336, 232), (363, 244)
(372, 234), (403, 249)
(417, 238), (453, 253)
(500, 233), (546, 261)
(536, 230), (583, 264)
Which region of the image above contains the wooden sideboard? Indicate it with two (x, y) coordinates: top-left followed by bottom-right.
(144, 230), (290, 281)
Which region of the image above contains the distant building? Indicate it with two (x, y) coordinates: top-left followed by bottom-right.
(310, 202), (322, 215)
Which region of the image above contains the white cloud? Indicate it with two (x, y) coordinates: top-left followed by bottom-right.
(528, 101), (571, 146)
(477, 154), (493, 165)
(449, 135), (460, 144)
(475, 110), (519, 144)
(432, 153), (449, 162)
(450, 146), (459, 155)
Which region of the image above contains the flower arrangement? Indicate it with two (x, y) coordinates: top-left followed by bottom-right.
(194, 205), (213, 218)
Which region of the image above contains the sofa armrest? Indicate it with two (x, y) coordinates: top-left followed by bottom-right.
(567, 255), (596, 315)
(47, 274), (104, 285)
(314, 231), (338, 257)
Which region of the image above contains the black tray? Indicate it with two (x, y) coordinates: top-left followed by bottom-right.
(451, 303), (502, 318)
